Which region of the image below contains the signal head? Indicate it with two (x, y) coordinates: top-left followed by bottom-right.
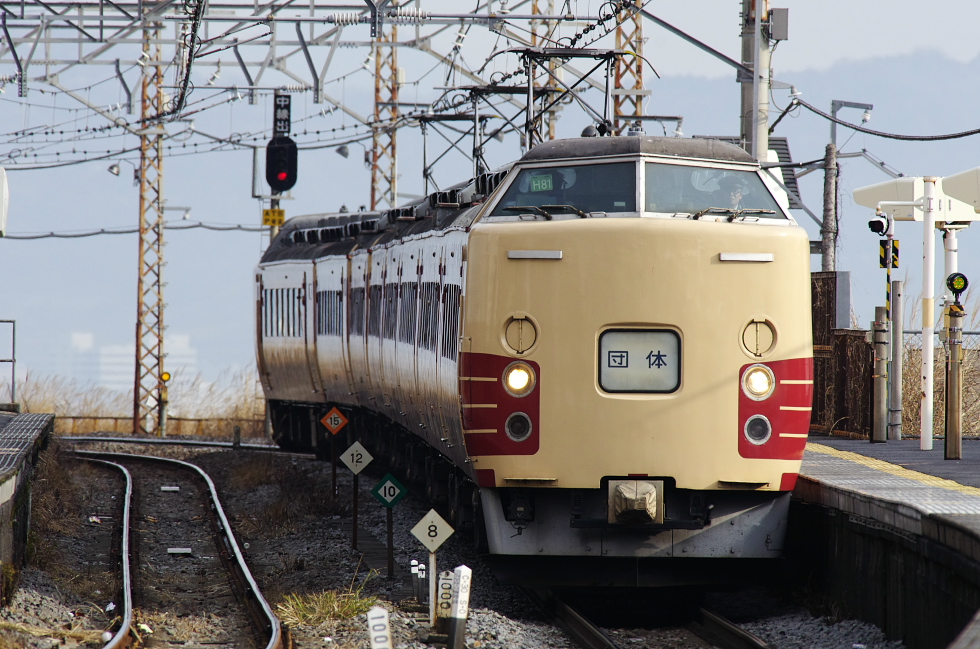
(266, 136), (298, 193)
(947, 273), (969, 303)
(868, 218), (886, 235)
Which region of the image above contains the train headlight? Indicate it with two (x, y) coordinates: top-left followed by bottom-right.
(741, 364), (775, 401)
(503, 361), (536, 397)
(744, 415), (772, 445)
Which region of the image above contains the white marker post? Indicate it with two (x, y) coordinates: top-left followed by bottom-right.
(435, 570), (454, 632)
(448, 565), (472, 649)
(366, 606), (393, 649)
(410, 509), (455, 627)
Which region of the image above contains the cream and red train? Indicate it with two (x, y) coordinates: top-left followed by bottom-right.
(255, 135), (813, 586)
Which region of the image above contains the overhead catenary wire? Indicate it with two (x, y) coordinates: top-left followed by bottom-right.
(2, 220), (267, 239)
(795, 98), (980, 142)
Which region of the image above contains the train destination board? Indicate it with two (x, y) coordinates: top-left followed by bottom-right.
(599, 329), (681, 393)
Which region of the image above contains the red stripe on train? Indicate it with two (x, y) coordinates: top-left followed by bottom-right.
(459, 352), (540, 456)
(737, 357), (813, 461)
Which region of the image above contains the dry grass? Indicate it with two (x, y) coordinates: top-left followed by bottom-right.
(0, 620), (106, 645)
(897, 288), (980, 436)
(134, 610), (250, 646)
(1, 367), (266, 439)
(229, 455), (349, 537)
(275, 567), (378, 625)
(27, 441), (120, 605)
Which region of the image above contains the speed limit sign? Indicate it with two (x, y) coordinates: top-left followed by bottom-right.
(410, 509), (454, 553)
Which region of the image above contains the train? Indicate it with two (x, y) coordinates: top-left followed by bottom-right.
(255, 134), (813, 586)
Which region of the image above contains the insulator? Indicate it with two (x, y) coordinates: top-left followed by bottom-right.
(327, 12), (362, 26)
(388, 7), (429, 23)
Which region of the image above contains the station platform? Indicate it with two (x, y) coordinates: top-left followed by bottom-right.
(796, 437), (980, 649)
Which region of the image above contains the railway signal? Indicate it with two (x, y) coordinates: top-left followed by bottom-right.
(265, 136), (298, 193)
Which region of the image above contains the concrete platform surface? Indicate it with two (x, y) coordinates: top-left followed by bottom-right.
(814, 437), (980, 489)
(798, 438), (980, 649)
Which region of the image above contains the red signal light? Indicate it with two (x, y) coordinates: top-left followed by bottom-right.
(277, 171), (288, 181)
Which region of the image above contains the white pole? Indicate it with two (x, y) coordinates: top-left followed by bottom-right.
(920, 178), (938, 450)
(943, 228), (959, 306)
(429, 551), (437, 626)
(890, 280), (904, 440)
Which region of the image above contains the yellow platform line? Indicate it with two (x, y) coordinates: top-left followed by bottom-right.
(806, 442), (980, 498)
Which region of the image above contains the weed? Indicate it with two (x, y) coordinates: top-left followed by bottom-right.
(275, 566), (379, 625)
(1, 367), (266, 438)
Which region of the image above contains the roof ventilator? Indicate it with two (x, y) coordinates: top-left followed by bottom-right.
(431, 188), (463, 208)
(391, 205), (421, 221)
(475, 170), (508, 198)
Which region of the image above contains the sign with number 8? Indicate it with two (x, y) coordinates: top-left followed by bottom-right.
(411, 509), (454, 553)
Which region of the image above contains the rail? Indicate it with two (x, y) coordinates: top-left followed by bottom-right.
(688, 607), (769, 649)
(76, 458), (134, 649)
(73, 450), (284, 649)
(522, 589), (620, 649)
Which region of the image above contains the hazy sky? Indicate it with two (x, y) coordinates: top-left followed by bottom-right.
(1, 0), (979, 391)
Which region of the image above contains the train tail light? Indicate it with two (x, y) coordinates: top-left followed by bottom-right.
(743, 415), (773, 445)
(505, 412), (533, 441)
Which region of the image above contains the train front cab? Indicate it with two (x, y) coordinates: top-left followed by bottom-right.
(459, 138), (813, 585)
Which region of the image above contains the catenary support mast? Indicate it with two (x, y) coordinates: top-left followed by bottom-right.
(613, 4), (644, 133)
(133, 23), (166, 436)
(371, 21), (398, 210)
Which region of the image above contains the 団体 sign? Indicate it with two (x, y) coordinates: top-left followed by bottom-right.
(321, 407), (349, 435)
(411, 509), (454, 553)
(371, 473), (407, 508)
(340, 441), (373, 475)
(598, 329), (681, 393)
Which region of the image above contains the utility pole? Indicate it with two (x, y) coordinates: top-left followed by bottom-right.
(739, 0), (769, 160)
(821, 144), (838, 271)
(133, 24), (166, 436)
(371, 21), (398, 210)
(613, 4), (644, 134)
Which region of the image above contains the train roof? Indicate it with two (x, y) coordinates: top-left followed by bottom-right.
(259, 136), (760, 264)
(520, 135), (756, 164)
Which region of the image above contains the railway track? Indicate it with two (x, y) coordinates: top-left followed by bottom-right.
(74, 450), (284, 649)
(524, 588), (769, 649)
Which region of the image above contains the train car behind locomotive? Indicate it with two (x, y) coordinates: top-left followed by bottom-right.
(256, 135), (813, 586)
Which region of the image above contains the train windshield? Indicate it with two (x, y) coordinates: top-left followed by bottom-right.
(488, 161), (636, 219)
(644, 162), (785, 219)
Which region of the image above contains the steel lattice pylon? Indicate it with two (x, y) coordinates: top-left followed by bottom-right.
(371, 24), (398, 211)
(133, 24), (166, 436)
(613, 7), (644, 134)
(531, 0), (558, 141)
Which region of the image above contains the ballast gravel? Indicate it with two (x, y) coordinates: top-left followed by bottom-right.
(2, 438), (907, 649)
